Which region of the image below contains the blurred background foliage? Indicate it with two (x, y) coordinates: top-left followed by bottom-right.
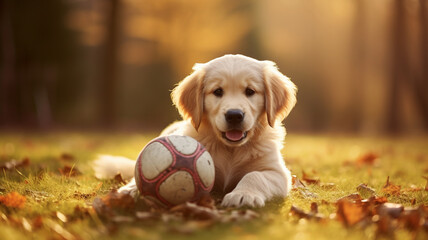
(0, 0), (427, 134)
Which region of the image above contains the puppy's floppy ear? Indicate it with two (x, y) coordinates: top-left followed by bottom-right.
(263, 61), (297, 127)
(171, 64), (205, 131)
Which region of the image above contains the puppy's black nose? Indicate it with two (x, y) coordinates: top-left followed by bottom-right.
(225, 109), (244, 124)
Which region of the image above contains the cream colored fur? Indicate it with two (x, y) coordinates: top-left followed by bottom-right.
(93, 54), (297, 207)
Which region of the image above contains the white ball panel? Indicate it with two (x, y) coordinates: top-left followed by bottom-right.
(167, 135), (198, 155)
(195, 151), (215, 188)
(159, 171), (195, 205)
(140, 142), (173, 180)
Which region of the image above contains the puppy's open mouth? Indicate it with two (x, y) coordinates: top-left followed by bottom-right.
(222, 130), (248, 142)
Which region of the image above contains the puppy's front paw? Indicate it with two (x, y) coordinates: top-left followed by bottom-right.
(221, 191), (265, 208)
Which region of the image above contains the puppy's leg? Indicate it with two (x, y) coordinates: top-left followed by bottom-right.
(118, 178), (139, 198)
(221, 169), (291, 208)
(93, 155), (135, 180)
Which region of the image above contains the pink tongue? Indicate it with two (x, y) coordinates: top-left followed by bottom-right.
(225, 130), (244, 141)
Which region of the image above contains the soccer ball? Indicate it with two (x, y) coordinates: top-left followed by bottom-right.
(134, 135), (215, 206)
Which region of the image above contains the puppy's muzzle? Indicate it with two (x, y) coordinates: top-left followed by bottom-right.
(225, 109), (244, 126)
(223, 109), (247, 143)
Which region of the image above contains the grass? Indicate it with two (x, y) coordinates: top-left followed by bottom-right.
(0, 131), (427, 240)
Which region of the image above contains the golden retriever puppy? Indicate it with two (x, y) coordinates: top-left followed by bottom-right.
(93, 54), (297, 207)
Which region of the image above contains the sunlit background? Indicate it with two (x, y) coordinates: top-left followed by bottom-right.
(1, 0), (427, 134)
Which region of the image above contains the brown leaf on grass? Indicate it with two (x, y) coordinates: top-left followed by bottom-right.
(356, 152), (379, 166)
(71, 205), (92, 221)
(336, 199), (366, 227)
(381, 176), (401, 196)
(113, 173), (127, 185)
(378, 203), (404, 219)
(402, 185), (423, 193)
(302, 171), (320, 185)
(356, 183), (376, 198)
(60, 153), (74, 161)
(399, 207), (423, 232)
(289, 205), (325, 222)
(170, 202), (220, 221)
(335, 195), (388, 227)
(0, 192), (26, 209)
(362, 196), (388, 206)
(136, 196), (166, 211)
(336, 193), (362, 203)
(374, 214), (395, 238)
(59, 165), (81, 177)
(92, 190), (135, 218)
(291, 175), (318, 199)
(0, 157), (30, 171)
(359, 196), (388, 217)
(291, 174), (306, 189)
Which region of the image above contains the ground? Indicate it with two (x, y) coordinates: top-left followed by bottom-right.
(0, 132), (427, 240)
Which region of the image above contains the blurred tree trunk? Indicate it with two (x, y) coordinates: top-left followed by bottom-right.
(98, 0), (121, 127)
(0, 0), (17, 126)
(413, 0), (428, 130)
(350, 0), (366, 132)
(387, 0), (406, 134)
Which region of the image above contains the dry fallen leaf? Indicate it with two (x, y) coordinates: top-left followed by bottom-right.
(399, 207), (423, 232)
(356, 183), (376, 198)
(378, 203), (404, 219)
(291, 175), (318, 199)
(289, 205), (325, 222)
(374, 214), (395, 238)
(0, 192), (26, 209)
(60, 153), (74, 161)
(92, 190), (136, 218)
(381, 176), (401, 196)
(0, 158), (30, 171)
(302, 171), (320, 185)
(170, 202), (220, 221)
(336, 199), (366, 227)
(291, 175), (306, 189)
(337, 193), (362, 203)
(356, 152), (379, 166)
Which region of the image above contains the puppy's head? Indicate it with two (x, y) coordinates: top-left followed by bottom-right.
(172, 54), (297, 146)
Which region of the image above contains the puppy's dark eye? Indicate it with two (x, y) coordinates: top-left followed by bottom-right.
(245, 88), (255, 97)
(213, 88), (223, 97)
